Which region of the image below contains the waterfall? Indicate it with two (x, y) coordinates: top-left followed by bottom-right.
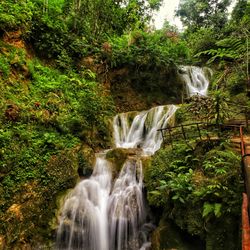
(180, 66), (212, 97)
(56, 105), (176, 250)
(56, 156), (112, 250)
(108, 159), (145, 250)
(113, 105), (177, 155)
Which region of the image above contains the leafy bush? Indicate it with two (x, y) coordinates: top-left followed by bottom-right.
(145, 141), (242, 249)
(103, 30), (190, 69)
(30, 13), (90, 69)
(227, 71), (247, 95)
(195, 36), (247, 64)
(0, 0), (34, 32)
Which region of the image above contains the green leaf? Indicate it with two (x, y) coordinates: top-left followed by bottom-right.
(214, 203), (222, 217)
(203, 202), (214, 217)
(179, 197), (185, 203)
(159, 180), (167, 185)
(172, 194), (179, 200)
(149, 190), (161, 196)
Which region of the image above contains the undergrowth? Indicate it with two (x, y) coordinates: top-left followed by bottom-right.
(0, 41), (114, 249)
(145, 141), (242, 250)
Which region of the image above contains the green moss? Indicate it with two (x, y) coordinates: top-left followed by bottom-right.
(0, 149), (80, 249)
(106, 148), (139, 174)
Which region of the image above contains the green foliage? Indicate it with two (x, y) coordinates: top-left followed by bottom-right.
(231, 0), (248, 24)
(145, 141), (242, 248)
(27, 0), (164, 69)
(176, 0), (231, 31)
(104, 29), (189, 69)
(0, 44), (114, 248)
(227, 71), (247, 95)
(203, 202), (222, 218)
(26, 59), (114, 143)
(0, 0), (34, 32)
(181, 0), (249, 76)
(0, 42), (27, 81)
(0, 54), (10, 79)
(185, 27), (217, 57)
(195, 36), (247, 64)
(145, 144), (195, 206)
(30, 12), (89, 69)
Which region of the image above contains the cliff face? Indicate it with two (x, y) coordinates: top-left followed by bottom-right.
(108, 66), (184, 112)
(82, 57), (185, 112)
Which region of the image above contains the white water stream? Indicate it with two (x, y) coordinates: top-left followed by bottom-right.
(180, 66), (212, 97)
(56, 156), (112, 250)
(113, 105), (177, 155)
(56, 105), (176, 250)
(56, 67), (209, 250)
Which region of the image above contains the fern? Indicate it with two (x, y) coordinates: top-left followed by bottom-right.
(195, 36), (247, 64)
(203, 202), (222, 218)
(203, 202), (214, 217)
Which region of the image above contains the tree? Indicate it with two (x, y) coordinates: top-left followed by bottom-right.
(231, 0), (248, 23)
(176, 0), (231, 31)
(62, 0), (163, 40)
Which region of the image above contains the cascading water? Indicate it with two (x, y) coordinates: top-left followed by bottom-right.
(108, 159), (145, 250)
(180, 65), (212, 97)
(113, 105), (177, 155)
(56, 105), (177, 250)
(56, 156), (112, 250)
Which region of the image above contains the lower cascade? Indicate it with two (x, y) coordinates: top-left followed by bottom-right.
(56, 105), (176, 250)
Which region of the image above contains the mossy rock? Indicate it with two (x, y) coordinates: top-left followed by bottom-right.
(151, 218), (205, 250)
(45, 150), (79, 182)
(77, 144), (95, 177)
(141, 156), (151, 176)
(205, 216), (241, 250)
(0, 150), (80, 250)
(106, 148), (141, 174)
(109, 66), (184, 112)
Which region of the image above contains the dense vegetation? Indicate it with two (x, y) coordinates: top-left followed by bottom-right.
(0, 0), (249, 249)
(0, 40), (114, 248)
(145, 131), (242, 249)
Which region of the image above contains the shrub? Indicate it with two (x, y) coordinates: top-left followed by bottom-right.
(145, 141), (242, 249)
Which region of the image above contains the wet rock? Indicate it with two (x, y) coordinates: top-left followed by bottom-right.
(106, 148), (142, 174)
(151, 218), (205, 250)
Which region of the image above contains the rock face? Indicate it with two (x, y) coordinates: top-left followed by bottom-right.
(81, 58), (184, 113)
(109, 67), (184, 112)
(106, 148), (142, 175)
(77, 145), (96, 177)
(151, 218), (205, 250)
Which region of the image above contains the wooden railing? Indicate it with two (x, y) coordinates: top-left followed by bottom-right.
(158, 121), (250, 249)
(158, 122), (245, 149)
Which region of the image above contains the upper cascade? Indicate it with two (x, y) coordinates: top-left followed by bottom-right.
(180, 66), (212, 97)
(113, 105), (177, 155)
